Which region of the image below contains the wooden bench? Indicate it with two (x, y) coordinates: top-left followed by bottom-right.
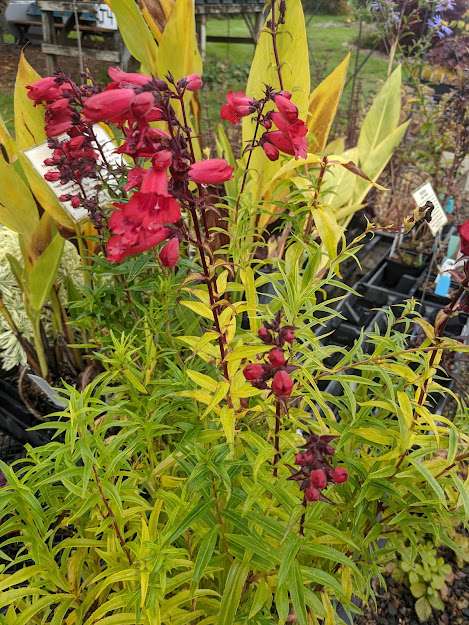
(37, 1), (129, 73)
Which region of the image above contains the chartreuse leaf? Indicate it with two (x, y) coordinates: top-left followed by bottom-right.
(0, 154), (39, 237)
(107, 0), (158, 73)
(409, 460), (446, 504)
(351, 121), (409, 208)
(14, 53), (46, 151)
(192, 525), (218, 589)
(242, 0), (310, 203)
(0, 114), (16, 162)
(156, 0), (202, 85)
(321, 591), (336, 625)
(27, 232), (64, 313)
(311, 204), (341, 260)
(357, 65), (402, 157)
(308, 54), (350, 152)
(289, 560), (308, 625)
(180, 300), (214, 321)
(452, 475), (469, 517)
(14, 594), (74, 625)
(239, 267), (258, 332)
(249, 579), (271, 618)
(217, 556), (251, 625)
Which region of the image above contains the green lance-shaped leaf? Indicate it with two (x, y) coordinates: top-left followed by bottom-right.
(192, 525), (219, 589)
(217, 557), (251, 625)
(26, 232), (64, 314)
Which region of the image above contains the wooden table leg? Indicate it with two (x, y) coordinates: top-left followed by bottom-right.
(41, 11), (56, 74)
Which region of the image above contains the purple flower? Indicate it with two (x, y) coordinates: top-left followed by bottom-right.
(428, 14), (453, 38)
(436, 0), (455, 12)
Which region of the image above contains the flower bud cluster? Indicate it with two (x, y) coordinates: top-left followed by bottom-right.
(289, 433), (348, 503)
(243, 313), (296, 399)
(220, 88), (307, 160)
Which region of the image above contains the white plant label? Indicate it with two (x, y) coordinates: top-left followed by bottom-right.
(24, 125), (122, 223)
(412, 181), (447, 236)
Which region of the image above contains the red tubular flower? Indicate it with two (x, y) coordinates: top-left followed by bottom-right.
(310, 469), (327, 490)
(184, 73), (203, 91)
(243, 363), (265, 382)
(458, 220), (469, 256)
(159, 238), (180, 268)
(263, 126), (307, 160)
(131, 92), (155, 118)
(107, 66), (152, 87)
(268, 348), (286, 368)
(220, 91), (255, 124)
(124, 167), (146, 192)
(140, 168), (169, 195)
(188, 159), (233, 185)
(45, 108), (74, 137)
(27, 76), (65, 103)
(331, 467), (348, 484)
(273, 94), (299, 123)
(83, 88), (135, 123)
(262, 142), (280, 161)
(271, 370), (293, 398)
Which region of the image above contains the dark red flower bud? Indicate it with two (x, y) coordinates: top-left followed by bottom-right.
(310, 469), (327, 489)
(44, 171), (61, 182)
(325, 445), (335, 456)
(331, 467), (348, 484)
(268, 347), (286, 368)
(44, 158), (56, 166)
(243, 363), (265, 382)
(305, 485), (321, 502)
(295, 451), (315, 466)
(59, 194), (71, 201)
(70, 195), (81, 208)
(280, 326), (295, 344)
(159, 237), (180, 268)
(258, 326), (272, 343)
(271, 370), (293, 398)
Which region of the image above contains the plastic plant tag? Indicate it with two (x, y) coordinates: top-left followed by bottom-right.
(412, 182), (447, 236)
(447, 234), (460, 259)
(24, 125), (122, 223)
(434, 258), (454, 297)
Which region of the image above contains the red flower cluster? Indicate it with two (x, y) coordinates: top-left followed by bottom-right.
(289, 433), (348, 503)
(27, 75), (78, 136)
(27, 67), (234, 266)
(220, 88), (308, 160)
(243, 313), (295, 399)
(260, 93), (308, 160)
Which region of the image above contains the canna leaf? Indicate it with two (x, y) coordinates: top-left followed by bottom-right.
(14, 53), (46, 150)
(156, 0), (202, 87)
(106, 0), (159, 74)
(242, 0), (310, 203)
(0, 154), (39, 237)
(308, 53), (350, 152)
(357, 65), (402, 158)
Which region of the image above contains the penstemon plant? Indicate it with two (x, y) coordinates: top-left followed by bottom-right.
(0, 1), (467, 624)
